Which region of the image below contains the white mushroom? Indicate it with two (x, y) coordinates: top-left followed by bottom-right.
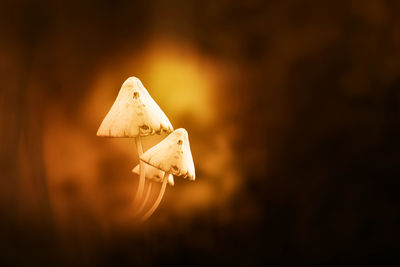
(132, 164), (174, 186)
(96, 77), (173, 206)
(97, 77), (173, 137)
(140, 128), (195, 181)
(132, 163), (174, 215)
(139, 128), (195, 221)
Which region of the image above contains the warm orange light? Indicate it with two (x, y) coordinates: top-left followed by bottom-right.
(44, 37), (241, 229)
(139, 41), (217, 125)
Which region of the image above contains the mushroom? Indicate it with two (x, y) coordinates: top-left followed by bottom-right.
(139, 128), (195, 220)
(132, 164), (174, 185)
(132, 163), (174, 215)
(96, 77), (173, 204)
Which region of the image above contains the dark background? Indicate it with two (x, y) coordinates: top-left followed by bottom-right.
(1, 0), (400, 266)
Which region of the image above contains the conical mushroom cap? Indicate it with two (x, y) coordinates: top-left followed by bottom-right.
(140, 128), (195, 181)
(97, 77), (173, 137)
(132, 163), (174, 186)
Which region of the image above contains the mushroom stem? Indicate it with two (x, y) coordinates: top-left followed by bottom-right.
(135, 181), (153, 215)
(133, 136), (146, 206)
(141, 173), (168, 221)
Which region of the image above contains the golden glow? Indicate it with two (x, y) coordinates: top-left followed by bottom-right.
(43, 38), (240, 229)
(139, 42), (216, 125)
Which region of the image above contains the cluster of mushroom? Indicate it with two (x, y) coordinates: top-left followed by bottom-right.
(97, 77), (195, 221)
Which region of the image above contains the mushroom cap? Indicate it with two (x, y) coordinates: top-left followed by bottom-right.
(140, 128), (195, 181)
(132, 163), (174, 186)
(97, 77), (173, 137)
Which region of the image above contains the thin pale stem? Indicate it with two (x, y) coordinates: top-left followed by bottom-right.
(135, 181), (153, 215)
(133, 136), (146, 206)
(141, 173), (168, 221)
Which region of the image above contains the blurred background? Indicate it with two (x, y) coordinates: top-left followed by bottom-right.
(1, 0), (399, 265)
